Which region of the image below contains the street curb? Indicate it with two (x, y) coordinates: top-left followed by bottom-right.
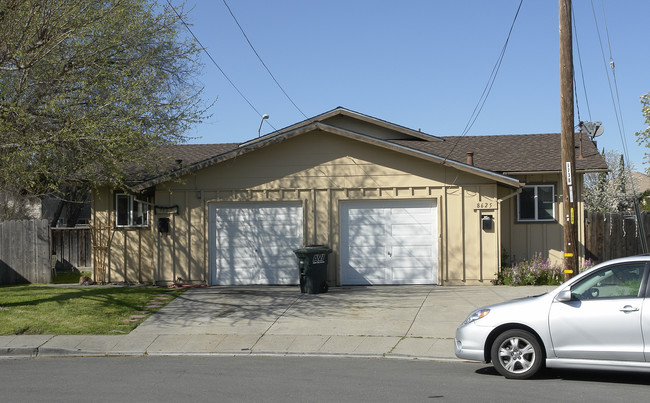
(0, 347), (39, 359)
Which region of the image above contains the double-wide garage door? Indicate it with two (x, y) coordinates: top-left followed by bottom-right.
(209, 200), (438, 286)
(340, 200), (438, 285)
(209, 203), (302, 285)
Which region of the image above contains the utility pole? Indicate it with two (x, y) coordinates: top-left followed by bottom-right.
(560, 0), (578, 279)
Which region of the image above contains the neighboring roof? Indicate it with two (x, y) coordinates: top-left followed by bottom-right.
(393, 133), (608, 175)
(629, 172), (650, 195)
(128, 108), (608, 191)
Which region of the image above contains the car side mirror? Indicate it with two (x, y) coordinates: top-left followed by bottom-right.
(555, 289), (572, 302)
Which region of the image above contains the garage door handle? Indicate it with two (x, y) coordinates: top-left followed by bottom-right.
(387, 251), (392, 257)
(620, 305), (639, 313)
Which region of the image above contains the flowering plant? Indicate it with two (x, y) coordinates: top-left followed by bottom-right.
(498, 253), (594, 286)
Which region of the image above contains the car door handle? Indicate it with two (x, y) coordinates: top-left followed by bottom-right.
(620, 305), (639, 313)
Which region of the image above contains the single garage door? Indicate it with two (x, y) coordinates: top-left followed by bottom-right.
(209, 202), (303, 285)
(340, 200), (438, 285)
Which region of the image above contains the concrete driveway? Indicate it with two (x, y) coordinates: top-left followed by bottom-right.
(0, 285), (553, 359)
(127, 285), (551, 359)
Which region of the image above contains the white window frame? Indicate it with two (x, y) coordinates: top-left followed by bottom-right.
(517, 185), (555, 222)
(115, 193), (150, 228)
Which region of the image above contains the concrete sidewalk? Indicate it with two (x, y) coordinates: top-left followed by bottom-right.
(0, 285), (554, 360)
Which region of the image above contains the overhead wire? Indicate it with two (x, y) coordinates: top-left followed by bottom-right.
(589, 0), (646, 252)
(221, 0), (308, 119)
(589, 0), (627, 165)
(442, 0), (524, 164)
(165, 0), (277, 131)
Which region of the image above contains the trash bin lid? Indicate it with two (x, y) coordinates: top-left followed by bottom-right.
(293, 245), (332, 254)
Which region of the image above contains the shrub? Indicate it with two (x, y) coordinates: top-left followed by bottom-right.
(498, 253), (594, 286)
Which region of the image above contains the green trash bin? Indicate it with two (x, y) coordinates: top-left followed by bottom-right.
(293, 245), (332, 294)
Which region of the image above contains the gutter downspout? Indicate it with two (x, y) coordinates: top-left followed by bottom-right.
(497, 188), (523, 273)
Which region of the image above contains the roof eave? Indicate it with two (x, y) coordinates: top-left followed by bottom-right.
(131, 121), (522, 192)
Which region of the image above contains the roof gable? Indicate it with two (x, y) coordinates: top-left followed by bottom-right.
(128, 109), (608, 191)
(241, 107), (442, 147)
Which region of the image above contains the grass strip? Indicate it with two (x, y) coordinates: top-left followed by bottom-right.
(0, 285), (185, 335)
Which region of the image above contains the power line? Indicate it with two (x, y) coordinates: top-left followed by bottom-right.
(589, 0), (628, 170)
(221, 0), (308, 119)
(443, 0), (524, 164)
(590, 0), (646, 252)
(165, 0), (277, 132)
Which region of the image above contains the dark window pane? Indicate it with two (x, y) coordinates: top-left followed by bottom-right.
(519, 187), (535, 220)
(538, 186), (554, 220)
(116, 195), (130, 226)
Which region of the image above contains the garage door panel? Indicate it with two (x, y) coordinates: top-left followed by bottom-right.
(210, 203), (303, 285)
(341, 200), (438, 285)
(214, 248), (258, 260)
(391, 246), (434, 258)
(348, 224), (386, 237)
(344, 266), (387, 285)
(391, 224), (434, 236)
(348, 208), (389, 217)
(390, 256), (434, 268)
(392, 267), (433, 283)
(390, 234), (434, 245)
(215, 237), (258, 248)
(348, 258), (387, 270)
(348, 235), (387, 247)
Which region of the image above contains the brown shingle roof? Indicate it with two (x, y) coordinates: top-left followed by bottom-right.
(392, 133), (608, 174)
(137, 133), (607, 186)
(130, 143), (240, 182)
(157, 143), (240, 169)
(128, 109), (608, 190)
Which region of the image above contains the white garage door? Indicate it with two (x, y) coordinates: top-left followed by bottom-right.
(340, 200), (438, 285)
(209, 203), (303, 285)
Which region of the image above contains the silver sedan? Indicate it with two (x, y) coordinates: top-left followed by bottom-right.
(454, 255), (650, 379)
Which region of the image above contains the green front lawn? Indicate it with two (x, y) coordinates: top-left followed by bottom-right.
(0, 285), (185, 335)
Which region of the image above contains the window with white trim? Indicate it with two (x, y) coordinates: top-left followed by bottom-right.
(517, 185), (555, 222)
(115, 194), (150, 227)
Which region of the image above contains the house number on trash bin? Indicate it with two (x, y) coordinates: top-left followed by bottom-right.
(312, 254), (326, 264)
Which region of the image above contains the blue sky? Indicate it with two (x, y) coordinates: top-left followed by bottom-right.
(169, 0), (650, 170)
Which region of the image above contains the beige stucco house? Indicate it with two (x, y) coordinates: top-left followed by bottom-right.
(92, 108), (607, 286)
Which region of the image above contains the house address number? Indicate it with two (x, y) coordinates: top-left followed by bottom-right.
(476, 202), (494, 209)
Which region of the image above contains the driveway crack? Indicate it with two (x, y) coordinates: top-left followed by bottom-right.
(403, 286), (435, 338)
(250, 294), (304, 350)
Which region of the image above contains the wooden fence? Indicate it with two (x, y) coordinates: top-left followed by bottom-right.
(0, 219), (51, 285)
(584, 211), (650, 264)
(51, 227), (92, 272)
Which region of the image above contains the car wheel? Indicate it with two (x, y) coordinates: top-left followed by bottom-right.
(490, 329), (543, 379)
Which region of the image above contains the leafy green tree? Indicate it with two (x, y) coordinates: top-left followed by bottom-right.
(0, 0), (207, 206)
